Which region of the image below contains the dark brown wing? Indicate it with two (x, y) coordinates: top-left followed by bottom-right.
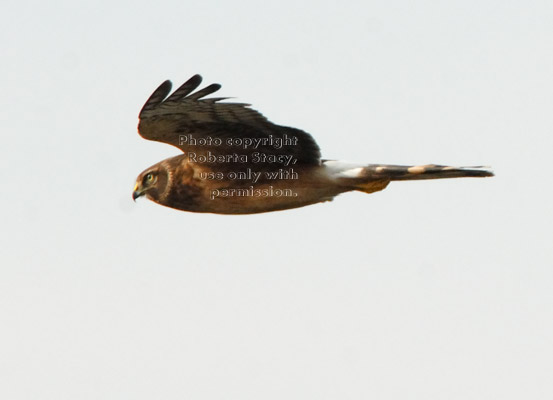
(138, 75), (321, 165)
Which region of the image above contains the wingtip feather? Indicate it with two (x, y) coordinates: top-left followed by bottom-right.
(139, 80), (172, 115)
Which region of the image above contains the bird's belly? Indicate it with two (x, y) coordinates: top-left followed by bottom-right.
(160, 165), (348, 214)
(199, 181), (343, 214)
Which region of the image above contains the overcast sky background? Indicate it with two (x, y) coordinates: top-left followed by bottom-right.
(1, 1), (552, 399)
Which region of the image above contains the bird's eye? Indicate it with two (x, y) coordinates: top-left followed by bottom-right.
(143, 173), (156, 185)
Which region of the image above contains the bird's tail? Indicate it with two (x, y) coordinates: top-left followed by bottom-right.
(324, 161), (494, 194)
(362, 164), (494, 181)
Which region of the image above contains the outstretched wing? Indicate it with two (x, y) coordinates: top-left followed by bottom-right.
(138, 74), (321, 165)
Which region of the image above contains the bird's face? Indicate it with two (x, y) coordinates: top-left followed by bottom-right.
(133, 165), (169, 202)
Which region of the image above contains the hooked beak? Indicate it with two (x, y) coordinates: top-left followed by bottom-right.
(132, 183), (144, 202)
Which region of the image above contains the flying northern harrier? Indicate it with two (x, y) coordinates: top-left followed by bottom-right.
(133, 74), (493, 214)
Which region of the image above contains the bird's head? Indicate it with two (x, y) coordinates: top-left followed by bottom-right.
(132, 163), (171, 203)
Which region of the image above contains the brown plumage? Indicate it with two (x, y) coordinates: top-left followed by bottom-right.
(133, 75), (493, 214)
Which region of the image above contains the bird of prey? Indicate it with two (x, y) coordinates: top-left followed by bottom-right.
(133, 74), (493, 214)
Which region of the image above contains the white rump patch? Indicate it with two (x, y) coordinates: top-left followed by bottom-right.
(340, 167), (364, 177)
(323, 160), (365, 178)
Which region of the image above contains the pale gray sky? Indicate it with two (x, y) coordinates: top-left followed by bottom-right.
(1, 0), (552, 399)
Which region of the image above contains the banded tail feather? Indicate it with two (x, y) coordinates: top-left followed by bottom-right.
(363, 164), (494, 181)
(324, 161), (493, 195)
